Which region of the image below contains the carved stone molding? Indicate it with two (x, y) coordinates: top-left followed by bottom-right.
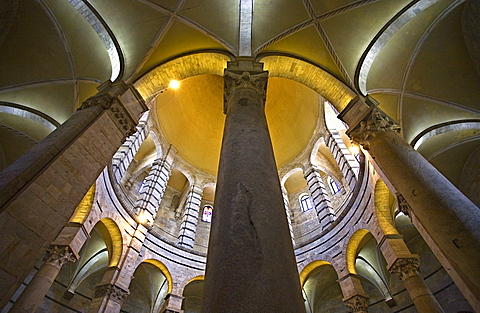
(348, 109), (400, 150)
(344, 294), (370, 312)
(389, 258), (420, 281)
(45, 246), (76, 267)
(397, 193), (411, 216)
(223, 70), (268, 113)
(108, 99), (137, 137)
(94, 284), (130, 304)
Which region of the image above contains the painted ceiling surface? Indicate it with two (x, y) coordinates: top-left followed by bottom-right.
(0, 0), (478, 180)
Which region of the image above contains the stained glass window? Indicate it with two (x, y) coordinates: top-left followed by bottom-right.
(202, 205), (213, 223)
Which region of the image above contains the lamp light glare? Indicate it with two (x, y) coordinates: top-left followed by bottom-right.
(138, 211), (151, 225)
(350, 144), (360, 155)
(169, 80), (180, 89)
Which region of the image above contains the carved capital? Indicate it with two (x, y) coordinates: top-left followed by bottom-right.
(224, 70), (268, 113)
(397, 193), (411, 216)
(45, 246), (76, 267)
(389, 258), (420, 281)
(348, 109), (400, 150)
(344, 295), (369, 312)
(94, 284), (129, 304)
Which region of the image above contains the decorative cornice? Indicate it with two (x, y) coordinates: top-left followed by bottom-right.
(223, 70), (268, 113)
(94, 284), (129, 304)
(348, 109), (400, 150)
(389, 258), (420, 281)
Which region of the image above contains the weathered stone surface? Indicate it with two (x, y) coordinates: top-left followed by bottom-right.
(202, 69), (305, 312)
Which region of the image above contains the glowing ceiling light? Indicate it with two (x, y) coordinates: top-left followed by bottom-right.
(169, 80), (180, 89)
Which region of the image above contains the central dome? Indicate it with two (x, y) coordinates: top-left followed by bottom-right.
(155, 74), (320, 175)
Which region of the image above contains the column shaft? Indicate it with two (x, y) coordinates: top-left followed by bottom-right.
(10, 246), (76, 313)
(304, 165), (335, 229)
(282, 188), (295, 245)
(342, 100), (480, 311)
(178, 186), (202, 249)
(0, 81), (146, 308)
(325, 129), (358, 190)
(135, 154), (173, 218)
(202, 69), (305, 312)
(112, 113), (149, 183)
(390, 258), (444, 313)
(367, 130), (480, 309)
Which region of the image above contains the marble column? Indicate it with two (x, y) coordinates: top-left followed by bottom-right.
(112, 111), (150, 183)
(339, 96), (480, 311)
(390, 258), (444, 313)
(338, 274), (369, 313)
(9, 246), (76, 313)
(0, 80), (147, 308)
(202, 66), (305, 312)
(281, 186), (295, 245)
(178, 186), (203, 249)
(304, 164), (336, 229)
(325, 129), (358, 190)
(135, 147), (175, 218)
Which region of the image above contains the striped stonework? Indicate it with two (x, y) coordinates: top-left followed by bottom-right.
(324, 129), (358, 191)
(134, 154), (173, 220)
(304, 165), (335, 230)
(178, 186), (203, 249)
(112, 112), (150, 183)
(282, 187), (295, 245)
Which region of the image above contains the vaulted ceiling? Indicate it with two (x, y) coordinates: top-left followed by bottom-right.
(0, 0), (479, 186)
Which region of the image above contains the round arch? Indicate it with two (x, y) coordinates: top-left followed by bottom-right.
(69, 183), (96, 224)
(374, 179), (398, 236)
(259, 55), (356, 113)
(98, 217), (123, 267)
(345, 228), (372, 275)
(142, 259), (174, 294)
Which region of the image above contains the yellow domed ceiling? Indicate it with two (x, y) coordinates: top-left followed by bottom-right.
(155, 74), (320, 175)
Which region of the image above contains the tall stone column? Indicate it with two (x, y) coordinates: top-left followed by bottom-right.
(378, 235), (443, 312)
(112, 111), (150, 183)
(281, 186), (295, 245)
(134, 146), (175, 219)
(338, 274), (369, 313)
(0, 80), (147, 308)
(9, 246), (76, 313)
(390, 258), (444, 313)
(178, 186), (203, 249)
(304, 164), (336, 230)
(202, 65), (305, 312)
(325, 129), (358, 190)
(339, 96), (480, 311)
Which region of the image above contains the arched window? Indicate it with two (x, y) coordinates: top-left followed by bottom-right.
(299, 193), (313, 212)
(328, 177), (341, 194)
(138, 181), (145, 193)
(202, 205), (213, 223)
